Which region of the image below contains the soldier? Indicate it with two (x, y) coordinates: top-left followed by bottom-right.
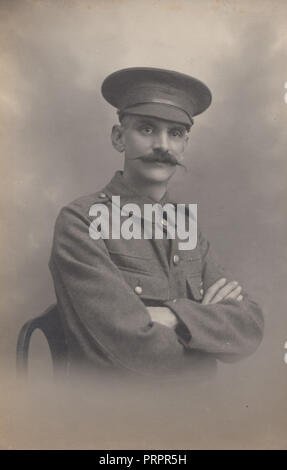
(49, 67), (264, 380)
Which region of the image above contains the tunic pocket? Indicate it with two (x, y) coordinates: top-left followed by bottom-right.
(187, 257), (202, 276)
(120, 270), (169, 302)
(109, 251), (156, 275)
(180, 248), (202, 277)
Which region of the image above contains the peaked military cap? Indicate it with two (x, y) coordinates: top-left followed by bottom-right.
(101, 67), (212, 126)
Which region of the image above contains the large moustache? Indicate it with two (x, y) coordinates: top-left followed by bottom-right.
(135, 150), (181, 166)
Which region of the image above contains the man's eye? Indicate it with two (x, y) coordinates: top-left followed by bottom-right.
(170, 129), (184, 137)
(139, 127), (153, 134)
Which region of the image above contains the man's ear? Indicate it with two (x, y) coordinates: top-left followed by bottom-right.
(111, 124), (125, 153)
(177, 133), (189, 164)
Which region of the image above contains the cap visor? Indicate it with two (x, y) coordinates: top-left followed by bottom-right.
(120, 103), (192, 126)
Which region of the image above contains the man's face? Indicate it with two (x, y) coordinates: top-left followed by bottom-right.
(113, 114), (190, 185)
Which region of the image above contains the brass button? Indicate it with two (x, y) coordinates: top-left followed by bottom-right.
(135, 286), (142, 295)
(99, 192), (106, 198)
(172, 298), (177, 303)
(173, 254), (180, 265)
(200, 288), (204, 296)
(161, 218), (167, 226)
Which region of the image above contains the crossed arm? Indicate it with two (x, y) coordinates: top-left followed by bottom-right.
(148, 278), (244, 328)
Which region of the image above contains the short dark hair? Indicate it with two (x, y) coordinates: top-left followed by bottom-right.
(117, 111), (133, 126)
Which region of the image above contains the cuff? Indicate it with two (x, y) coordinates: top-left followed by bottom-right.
(164, 299), (192, 347)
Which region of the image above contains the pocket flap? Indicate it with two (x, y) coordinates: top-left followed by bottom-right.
(120, 270), (169, 302)
(109, 251), (156, 275)
(186, 278), (203, 302)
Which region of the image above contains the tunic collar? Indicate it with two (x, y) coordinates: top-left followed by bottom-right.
(103, 170), (173, 213)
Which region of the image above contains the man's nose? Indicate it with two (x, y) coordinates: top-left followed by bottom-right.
(153, 131), (169, 152)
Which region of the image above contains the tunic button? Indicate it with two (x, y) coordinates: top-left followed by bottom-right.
(173, 254), (180, 265)
(99, 192), (106, 198)
(200, 288), (204, 296)
(135, 286), (142, 295)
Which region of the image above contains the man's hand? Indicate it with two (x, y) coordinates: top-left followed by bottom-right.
(147, 306), (178, 328)
(202, 278), (243, 305)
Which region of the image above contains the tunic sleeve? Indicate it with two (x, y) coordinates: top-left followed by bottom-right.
(164, 230), (264, 362)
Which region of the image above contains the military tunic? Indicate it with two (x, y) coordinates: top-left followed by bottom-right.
(49, 171), (264, 379)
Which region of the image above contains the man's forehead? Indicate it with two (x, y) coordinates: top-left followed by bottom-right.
(123, 114), (188, 129)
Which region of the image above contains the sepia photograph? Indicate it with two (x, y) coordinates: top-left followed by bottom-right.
(0, 0), (286, 450)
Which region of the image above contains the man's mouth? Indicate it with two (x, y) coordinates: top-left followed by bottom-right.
(135, 153), (178, 166)
(144, 158), (175, 165)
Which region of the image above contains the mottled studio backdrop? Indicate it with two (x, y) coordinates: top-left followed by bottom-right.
(0, 0), (287, 449)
